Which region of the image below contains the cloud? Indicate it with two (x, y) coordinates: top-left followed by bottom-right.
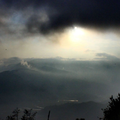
(0, 0), (120, 36)
(96, 53), (120, 61)
(21, 60), (31, 68)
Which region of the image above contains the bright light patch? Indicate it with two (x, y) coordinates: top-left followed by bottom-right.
(70, 26), (85, 42)
(74, 27), (84, 35)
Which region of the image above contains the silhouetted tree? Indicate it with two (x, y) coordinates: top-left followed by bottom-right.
(12, 108), (20, 120)
(21, 109), (37, 120)
(6, 116), (15, 120)
(6, 108), (37, 120)
(101, 93), (120, 120)
(6, 108), (20, 120)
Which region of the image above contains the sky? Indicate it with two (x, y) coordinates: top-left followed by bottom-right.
(0, 0), (120, 60)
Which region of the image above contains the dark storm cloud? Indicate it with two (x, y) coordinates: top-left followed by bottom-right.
(25, 0), (120, 34)
(0, 0), (120, 35)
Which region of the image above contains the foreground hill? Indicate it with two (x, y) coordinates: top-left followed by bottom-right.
(38, 101), (106, 120)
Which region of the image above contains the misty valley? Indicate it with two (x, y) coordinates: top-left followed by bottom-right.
(0, 57), (120, 120)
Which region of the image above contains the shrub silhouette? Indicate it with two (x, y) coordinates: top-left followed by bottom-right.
(6, 108), (20, 120)
(6, 108), (37, 120)
(101, 93), (120, 120)
(21, 109), (37, 120)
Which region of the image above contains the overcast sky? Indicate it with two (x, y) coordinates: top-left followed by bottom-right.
(0, 0), (120, 60)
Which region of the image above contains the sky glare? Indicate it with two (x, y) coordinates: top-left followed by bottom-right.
(0, 25), (120, 60)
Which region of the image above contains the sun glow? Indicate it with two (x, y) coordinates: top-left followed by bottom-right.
(74, 27), (84, 35)
(58, 26), (87, 47)
(70, 26), (85, 42)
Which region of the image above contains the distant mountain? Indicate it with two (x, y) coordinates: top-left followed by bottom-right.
(0, 67), (111, 108)
(0, 58), (119, 119)
(0, 69), (58, 106)
(38, 101), (106, 120)
(39, 65), (69, 73)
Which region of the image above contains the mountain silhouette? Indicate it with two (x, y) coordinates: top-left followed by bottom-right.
(38, 101), (106, 120)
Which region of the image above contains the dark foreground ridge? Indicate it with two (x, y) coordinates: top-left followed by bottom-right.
(2, 94), (120, 120)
